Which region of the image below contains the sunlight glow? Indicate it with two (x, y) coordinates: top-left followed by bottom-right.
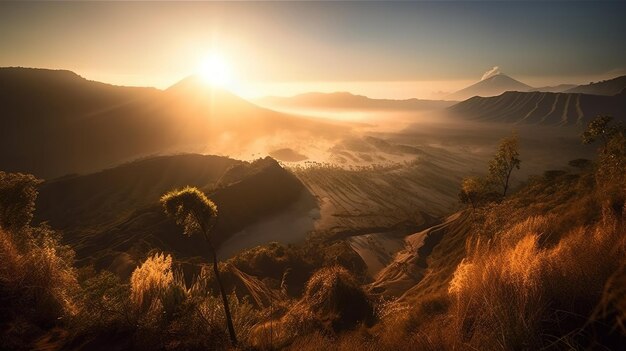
(198, 54), (234, 88)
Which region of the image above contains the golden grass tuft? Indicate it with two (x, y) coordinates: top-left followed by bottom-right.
(0, 226), (79, 328)
(130, 252), (174, 311)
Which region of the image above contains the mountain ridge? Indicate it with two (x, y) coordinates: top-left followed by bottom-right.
(0, 67), (337, 179)
(257, 91), (455, 110)
(564, 75), (626, 96)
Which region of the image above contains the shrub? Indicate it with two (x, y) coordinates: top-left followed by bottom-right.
(0, 171), (41, 232)
(286, 266), (374, 335)
(0, 226), (79, 349)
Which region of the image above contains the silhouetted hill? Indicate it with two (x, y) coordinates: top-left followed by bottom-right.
(447, 74), (532, 101)
(530, 84), (576, 93)
(35, 154), (311, 277)
(448, 90), (626, 125)
(0, 68), (337, 179)
(258, 92), (455, 110)
(564, 75), (626, 96)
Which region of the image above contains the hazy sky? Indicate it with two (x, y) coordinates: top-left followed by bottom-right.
(1, 1), (625, 99)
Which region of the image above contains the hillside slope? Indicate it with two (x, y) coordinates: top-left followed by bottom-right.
(448, 90), (626, 125)
(35, 155), (313, 277)
(565, 75), (626, 96)
(367, 211), (470, 299)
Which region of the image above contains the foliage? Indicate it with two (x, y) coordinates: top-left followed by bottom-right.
(0, 172), (79, 349)
(458, 176), (495, 209)
(0, 171), (42, 232)
(582, 115), (620, 146)
(160, 186), (218, 238)
(130, 253), (177, 315)
(488, 132), (521, 196)
(582, 115), (626, 214)
(285, 266), (374, 335)
(74, 270), (131, 332)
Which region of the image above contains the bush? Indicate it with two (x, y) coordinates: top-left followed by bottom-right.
(0, 225), (79, 349)
(286, 266), (374, 334)
(0, 171), (41, 231)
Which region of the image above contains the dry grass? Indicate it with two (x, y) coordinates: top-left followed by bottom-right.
(130, 252), (175, 313)
(0, 226), (79, 351)
(251, 265), (374, 349)
(126, 252), (263, 349)
(446, 207), (625, 350)
(448, 217), (550, 349)
(0, 227), (79, 323)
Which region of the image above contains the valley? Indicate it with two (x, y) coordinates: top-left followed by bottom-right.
(4, 68), (622, 279)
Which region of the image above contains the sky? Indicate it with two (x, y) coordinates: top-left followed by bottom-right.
(1, 1), (625, 99)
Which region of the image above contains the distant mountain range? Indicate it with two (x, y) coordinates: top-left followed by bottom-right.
(447, 73), (626, 101)
(257, 91), (455, 110)
(2, 67), (626, 179)
(530, 84), (577, 93)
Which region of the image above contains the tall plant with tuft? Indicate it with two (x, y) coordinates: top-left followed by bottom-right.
(160, 186), (237, 346)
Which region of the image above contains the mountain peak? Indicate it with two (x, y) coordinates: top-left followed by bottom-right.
(165, 75), (247, 103)
(166, 75), (226, 92)
(447, 73), (532, 101)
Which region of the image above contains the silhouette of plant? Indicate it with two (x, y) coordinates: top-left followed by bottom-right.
(160, 186), (238, 346)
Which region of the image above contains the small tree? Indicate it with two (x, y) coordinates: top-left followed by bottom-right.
(582, 115), (619, 148)
(458, 176), (490, 210)
(488, 133), (521, 197)
(582, 115), (626, 188)
(160, 187), (237, 346)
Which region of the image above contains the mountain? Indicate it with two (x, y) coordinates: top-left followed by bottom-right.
(446, 74), (533, 101)
(0, 67), (337, 179)
(447, 90), (626, 126)
(257, 91), (455, 110)
(564, 75), (626, 96)
(530, 84), (577, 93)
(34, 154), (313, 277)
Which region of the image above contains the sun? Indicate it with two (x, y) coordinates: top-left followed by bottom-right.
(198, 54), (234, 88)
